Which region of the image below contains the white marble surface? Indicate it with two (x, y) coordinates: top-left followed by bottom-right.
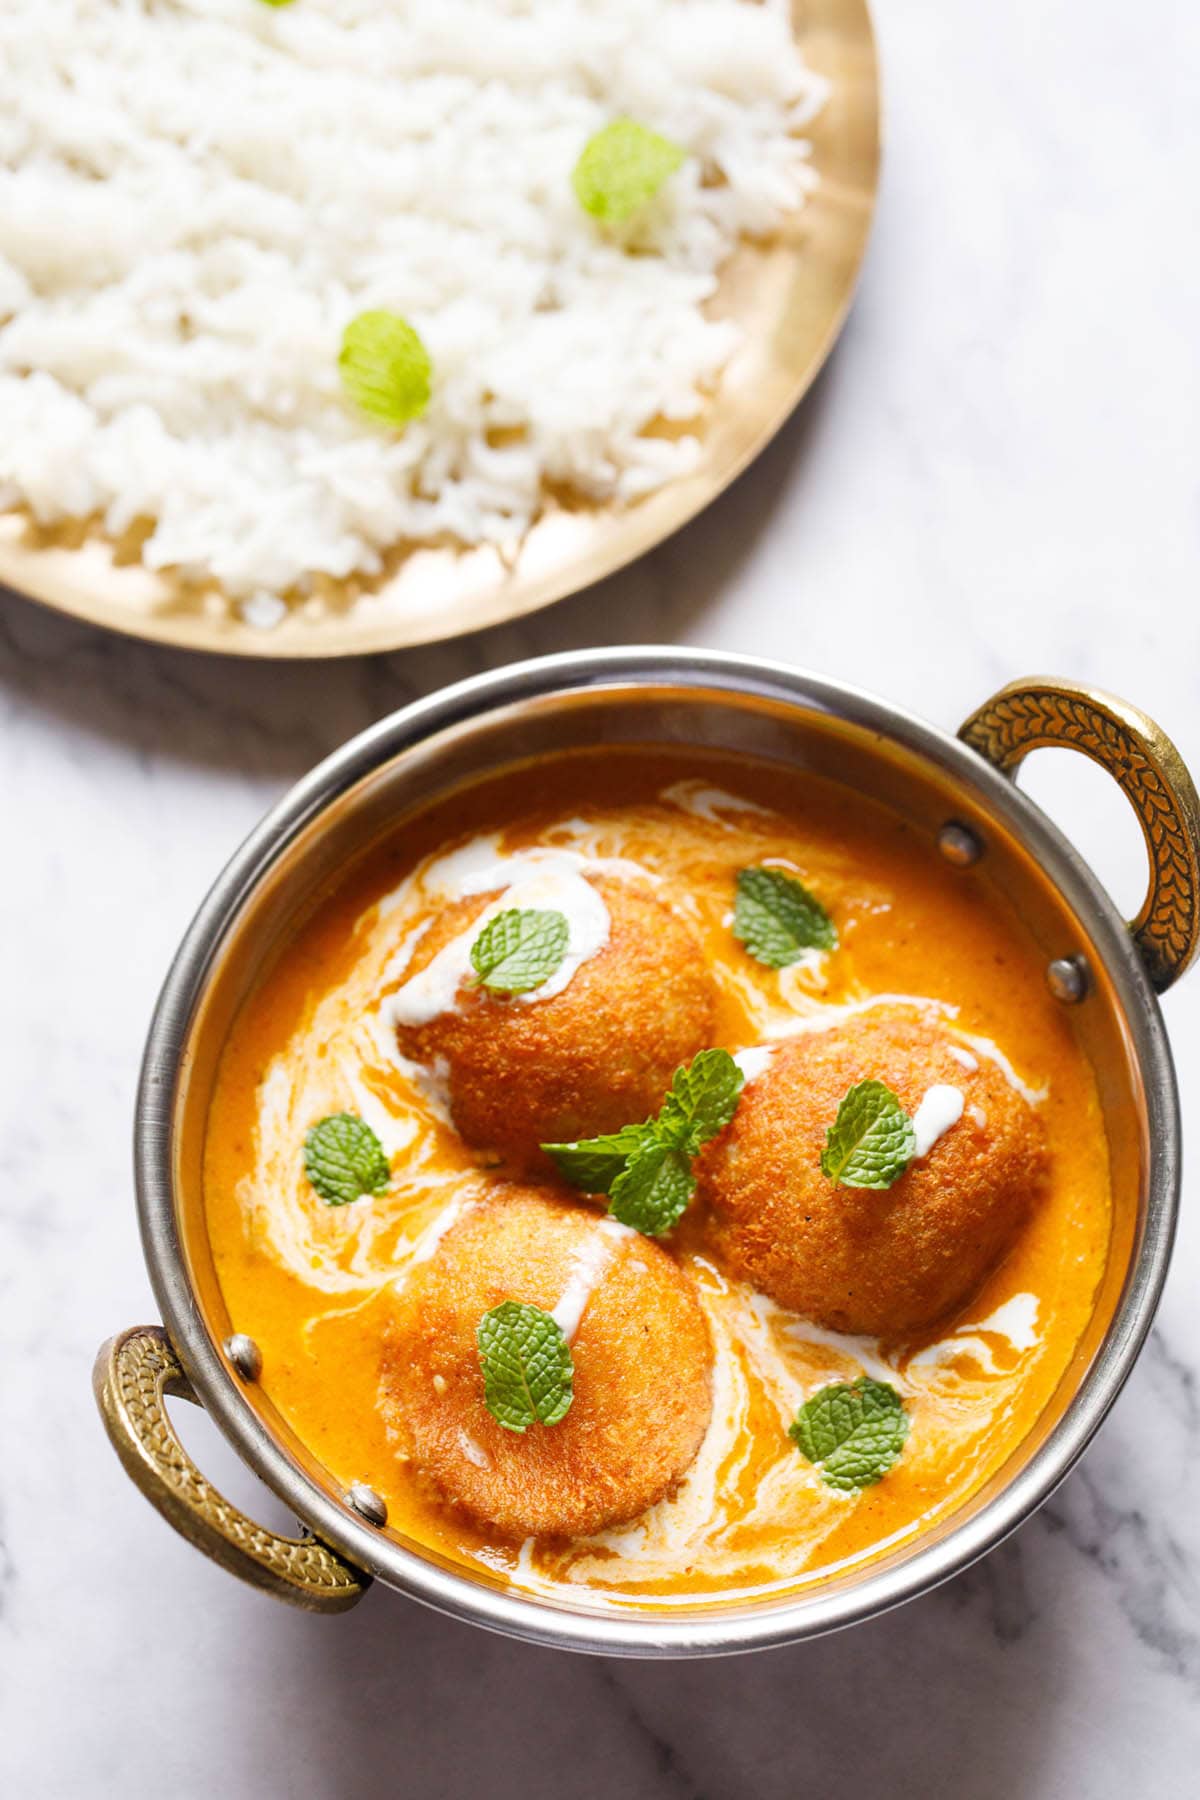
(3, 0), (1200, 1793)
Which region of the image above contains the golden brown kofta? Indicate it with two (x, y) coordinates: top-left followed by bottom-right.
(696, 1008), (1048, 1336)
(394, 876), (716, 1173)
(379, 1188), (713, 1538)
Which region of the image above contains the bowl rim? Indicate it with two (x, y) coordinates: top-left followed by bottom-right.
(135, 647), (1180, 1655)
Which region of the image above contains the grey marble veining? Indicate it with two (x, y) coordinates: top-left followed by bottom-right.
(3, 0), (1200, 1793)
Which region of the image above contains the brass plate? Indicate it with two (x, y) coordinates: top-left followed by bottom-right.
(0, 0), (879, 658)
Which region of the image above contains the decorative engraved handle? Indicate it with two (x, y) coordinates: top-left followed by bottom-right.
(94, 1326), (368, 1612)
(959, 678), (1200, 992)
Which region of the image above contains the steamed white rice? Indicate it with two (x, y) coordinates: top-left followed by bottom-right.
(0, 0), (826, 612)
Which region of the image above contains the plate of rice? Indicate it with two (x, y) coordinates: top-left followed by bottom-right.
(0, 0), (879, 656)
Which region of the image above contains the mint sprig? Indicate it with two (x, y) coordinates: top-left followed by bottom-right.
(733, 866), (837, 968)
(543, 1047), (743, 1236)
(303, 1112), (390, 1207)
(658, 1047), (746, 1151)
(607, 1143), (694, 1237)
(789, 1378), (909, 1491)
(339, 310), (432, 428)
(572, 119), (686, 225)
(477, 1301), (574, 1433)
(539, 1123), (657, 1196)
(820, 1079), (916, 1190)
(469, 906), (569, 995)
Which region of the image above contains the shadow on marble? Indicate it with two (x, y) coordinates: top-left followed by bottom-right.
(223, 1515), (1062, 1800)
(0, 350), (844, 789)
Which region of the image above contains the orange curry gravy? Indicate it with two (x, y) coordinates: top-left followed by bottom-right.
(203, 748), (1111, 1609)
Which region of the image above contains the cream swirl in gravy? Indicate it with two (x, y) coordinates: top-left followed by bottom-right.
(203, 749), (1111, 1609)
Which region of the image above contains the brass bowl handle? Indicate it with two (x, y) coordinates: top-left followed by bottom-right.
(94, 1326), (368, 1612)
(960, 678), (1200, 993)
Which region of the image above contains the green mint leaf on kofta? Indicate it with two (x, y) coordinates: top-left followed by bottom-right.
(477, 1302), (574, 1433)
(542, 1122), (660, 1196)
(470, 906), (570, 995)
(572, 119), (686, 225)
(820, 1079), (916, 1190)
(790, 1378), (910, 1491)
(658, 1046), (744, 1153)
(607, 1142), (695, 1238)
(542, 1048), (743, 1235)
(303, 1112), (390, 1207)
(339, 310), (432, 428)
(733, 866), (837, 969)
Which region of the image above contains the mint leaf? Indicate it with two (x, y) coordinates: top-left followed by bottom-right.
(572, 119), (686, 225)
(659, 1046), (743, 1153)
(789, 1378), (909, 1491)
(820, 1079), (916, 1190)
(470, 907), (569, 995)
(733, 866), (837, 968)
(541, 1048), (745, 1235)
(303, 1112), (390, 1207)
(542, 1123), (659, 1195)
(339, 310), (432, 428)
(607, 1142), (695, 1237)
(477, 1302), (574, 1433)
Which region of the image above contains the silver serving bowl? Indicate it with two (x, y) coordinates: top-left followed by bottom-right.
(95, 649), (1200, 1655)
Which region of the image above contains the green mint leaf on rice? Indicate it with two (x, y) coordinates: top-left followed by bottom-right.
(607, 1142), (695, 1238)
(658, 1046), (744, 1152)
(820, 1079), (916, 1190)
(477, 1302), (574, 1433)
(303, 1112), (390, 1206)
(542, 1123), (660, 1196)
(572, 119), (686, 225)
(339, 310), (432, 428)
(789, 1378), (909, 1492)
(469, 906), (570, 995)
(733, 866), (837, 968)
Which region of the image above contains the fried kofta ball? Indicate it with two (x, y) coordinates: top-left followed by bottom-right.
(379, 1188), (713, 1538)
(696, 1008), (1048, 1336)
(394, 876), (716, 1173)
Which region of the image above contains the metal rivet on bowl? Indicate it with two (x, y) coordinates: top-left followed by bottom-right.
(1047, 955), (1089, 1004)
(224, 1333), (262, 1382)
(346, 1482), (388, 1527)
(937, 822), (983, 867)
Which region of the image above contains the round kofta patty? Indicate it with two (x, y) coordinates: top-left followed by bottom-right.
(696, 1008), (1048, 1336)
(394, 876), (716, 1173)
(379, 1187), (713, 1538)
